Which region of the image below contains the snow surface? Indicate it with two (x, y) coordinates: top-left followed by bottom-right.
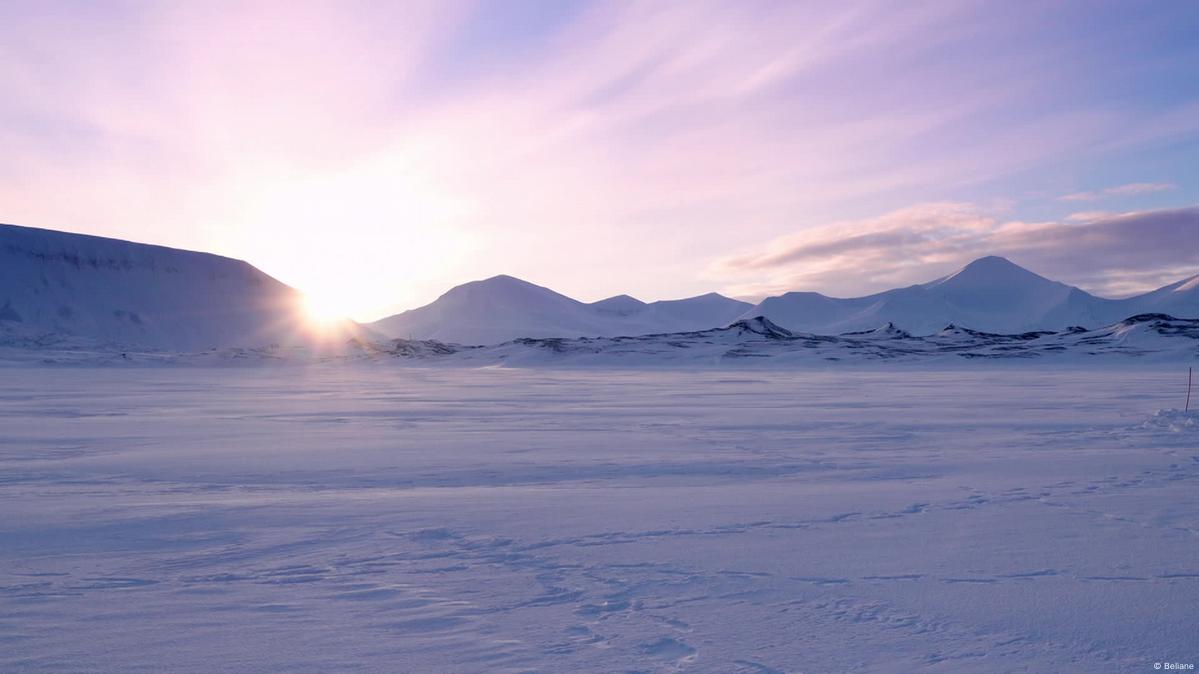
(6, 314), (1197, 369)
(370, 276), (752, 345)
(3, 365), (1198, 672)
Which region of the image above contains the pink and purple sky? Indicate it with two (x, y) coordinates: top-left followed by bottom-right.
(3, 1), (1198, 320)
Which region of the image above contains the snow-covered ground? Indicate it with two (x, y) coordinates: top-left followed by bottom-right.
(6, 313), (1199, 369)
(2, 365), (1198, 672)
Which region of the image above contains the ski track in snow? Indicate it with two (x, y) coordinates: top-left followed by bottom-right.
(1, 366), (1198, 672)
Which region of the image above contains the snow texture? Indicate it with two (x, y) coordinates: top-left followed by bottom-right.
(2, 365), (1198, 672)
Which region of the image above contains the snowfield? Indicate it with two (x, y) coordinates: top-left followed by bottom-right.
(5, 314), (1199, 369)
(2, 365), (1198, 672)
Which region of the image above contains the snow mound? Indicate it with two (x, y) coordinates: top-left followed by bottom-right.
(727, 316), (794, 339)
(839, 322), (914, 340)
(1140, 409), (1199, 433)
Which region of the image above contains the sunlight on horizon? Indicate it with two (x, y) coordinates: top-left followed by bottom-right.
(302, 291), (349, 326)
(228, 156), (477, 322)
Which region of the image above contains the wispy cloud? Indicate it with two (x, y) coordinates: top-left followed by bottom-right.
(2, 1), (1199, 317)
(715, 204), (1199, 299)
(1064, 211), (1116, 222)
(1058, 182), (1176, 202)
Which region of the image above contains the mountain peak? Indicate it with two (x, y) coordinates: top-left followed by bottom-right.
(926, 255), (1060, 292)
(443, 274), (555, 296)
(593, 293), (644, 305)
(477, 274), (531, 286)
(966, 254), (1017, 267)
(954, 255), (1031, 277)
(590, 294), (648, 315)
(437, 274), (577, 308)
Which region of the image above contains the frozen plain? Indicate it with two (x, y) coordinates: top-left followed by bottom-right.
(1, 364), (1197, 673)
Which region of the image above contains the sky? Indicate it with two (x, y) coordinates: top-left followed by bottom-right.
(2, 0), (1198, 321)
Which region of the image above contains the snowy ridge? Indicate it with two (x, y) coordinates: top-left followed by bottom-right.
(354, 313), (1199, 366)
(10, 313), (1195, 366)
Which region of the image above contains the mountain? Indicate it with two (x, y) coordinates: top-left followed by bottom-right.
(373, 257), (1197, 343)
(370, 276), (751, 345)
(1112, 273), (1199, 320)
(590, 294), (647, 316)
(739, 256), (1199, 335)
(370, 275), (616, 345)
(0, 223), (362, 351)
(634, 292), (753, 330)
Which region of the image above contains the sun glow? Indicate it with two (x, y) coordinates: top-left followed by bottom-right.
(302, 292), (348, 326)
(228, 154), (476, 322)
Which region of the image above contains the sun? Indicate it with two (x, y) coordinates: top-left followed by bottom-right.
(302, 292), (347, 326)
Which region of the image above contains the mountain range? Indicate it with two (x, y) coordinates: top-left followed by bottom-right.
(2, 223), (1197, 351)
(370, 275), (752, 345)
(369, 255), (1199, 343)
(737, 255), (1199, 336)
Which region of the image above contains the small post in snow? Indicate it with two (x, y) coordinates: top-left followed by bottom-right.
(1187, 366), (1193, 413)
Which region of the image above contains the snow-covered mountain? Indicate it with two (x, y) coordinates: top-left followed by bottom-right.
(1110, 273), (1199, 320)
(5, 222), (1196, 353)
(590, 291), (752, 332)
(0, 223), (362, 351)
(741, 256), (1199, 334)
(370, 275), (751, 345)
(373, 257), (1199, 345)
